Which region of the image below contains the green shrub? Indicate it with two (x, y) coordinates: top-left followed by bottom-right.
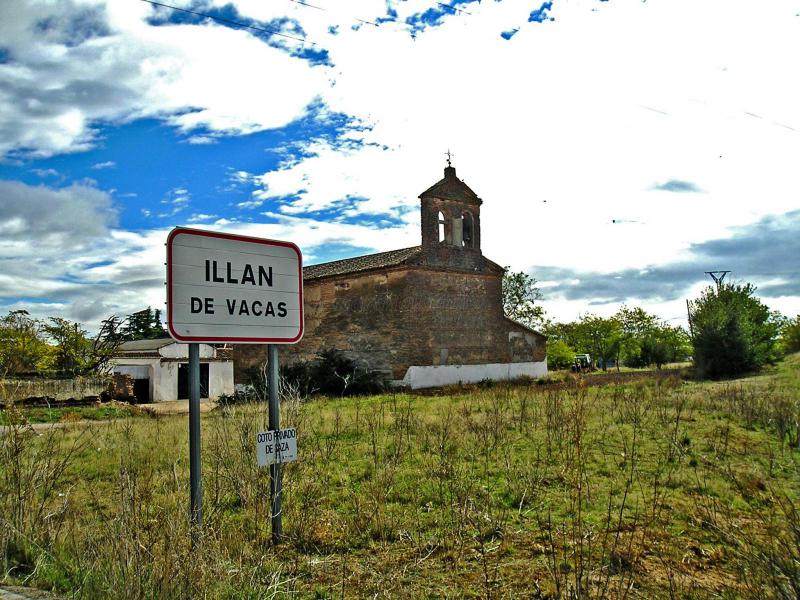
(690, 283), (782, 378)
(281, 348), (385, 397)
(780, 315), (800, 355)
(546, 339), (575, 370)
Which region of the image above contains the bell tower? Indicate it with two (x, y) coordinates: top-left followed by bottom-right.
(419, 161), (483, 261)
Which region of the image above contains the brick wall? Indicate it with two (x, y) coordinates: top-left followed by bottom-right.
(420, 196), (482, 269)
(234, 265), (546, 382)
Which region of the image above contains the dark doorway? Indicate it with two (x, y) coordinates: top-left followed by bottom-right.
(133, 378), (150, 404)
(178, 363), (209, 399)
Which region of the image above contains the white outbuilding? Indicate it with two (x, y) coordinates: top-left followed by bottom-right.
(111, 338), (234, 403)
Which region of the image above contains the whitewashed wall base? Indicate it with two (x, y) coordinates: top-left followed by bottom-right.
(399, 361), (548, 390)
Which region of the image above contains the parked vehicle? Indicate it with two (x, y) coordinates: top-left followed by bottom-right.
(571, 354), (593, 373)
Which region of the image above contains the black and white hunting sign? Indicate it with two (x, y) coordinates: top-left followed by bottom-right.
(256, 428), (298, 466)
(166, 227), (304, 343)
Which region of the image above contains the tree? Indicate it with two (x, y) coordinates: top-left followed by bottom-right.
(543, 317), (622, 370)
(542, 320), (581, 351)
(91, 316), (127, 373)
(779, 314), (800, 355)
(0, 310), (50, 375)
(614, 306), (691, 368)
(42, 316), (125, 376)
(42, 318), (90, 375)
(544, 309), (690, 372)
(121, 307), (167, 341)
(690, 283), (781, 378)
(614, 306), (657, 367)
(502, 268), (545, 330)
(546, 338), (576, 370)
(573, 314), (622, 371)
(640, 325), (691, 369)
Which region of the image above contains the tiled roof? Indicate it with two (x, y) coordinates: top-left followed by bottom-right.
(118, 338), (176, 352)
(304, 246), (423, 281)
(419, 166), (481, 205)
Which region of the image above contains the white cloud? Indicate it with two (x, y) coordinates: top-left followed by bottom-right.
(236, 199), (264, 210)
(0, 181), (418, 331)
(0, 180), (149, 326)
(0, 0), (328, 157)
(186, 135), (218, 145)
(31, 168), (59, 178)
(187, 213), (218, 223)
(0, 180), (117, 246)
(91, 160), (116, 170)
(157, 186), (191, 217)
(1, 0), (799, 323)
(245, 0), (800, 314)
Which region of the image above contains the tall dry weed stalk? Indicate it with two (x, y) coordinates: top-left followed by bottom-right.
(0, 403), (89, 584)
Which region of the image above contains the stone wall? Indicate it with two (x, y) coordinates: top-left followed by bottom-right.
(234, 266), (546, 383)
(0, 376), (110, 402)
(109, 373), (135, 401)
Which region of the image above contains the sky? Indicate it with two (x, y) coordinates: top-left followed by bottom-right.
(0, 0), (799, 332)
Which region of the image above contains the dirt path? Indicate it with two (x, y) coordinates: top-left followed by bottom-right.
(0, 418), (116, 433)
(0, 400), (218, 433)
(0, 587), (61, 599)
(137, 399), (218, 416)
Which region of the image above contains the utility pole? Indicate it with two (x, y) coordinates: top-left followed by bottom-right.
(704, 271), (730, 289)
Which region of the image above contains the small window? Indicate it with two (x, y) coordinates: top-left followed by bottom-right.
(438, 211), (446, 243)
(462, 212), (474, 248)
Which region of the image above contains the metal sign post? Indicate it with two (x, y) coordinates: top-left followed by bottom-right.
(166, 227), (303, 547)
(188, 342), (202, 538)
(267, 344), (283, 543)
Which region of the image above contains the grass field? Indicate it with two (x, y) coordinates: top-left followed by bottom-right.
(0, 403), (139, 426)
(1, 356), (799, 598)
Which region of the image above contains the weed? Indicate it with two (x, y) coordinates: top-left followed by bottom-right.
(1, 362), (799, 597)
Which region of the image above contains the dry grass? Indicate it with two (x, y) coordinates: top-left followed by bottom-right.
(1, 355), (799, 598)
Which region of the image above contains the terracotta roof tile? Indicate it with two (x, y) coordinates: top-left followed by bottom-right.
(304, 246), (422, 281)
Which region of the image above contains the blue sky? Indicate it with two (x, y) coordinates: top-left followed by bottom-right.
(0, 111), (353, 231)
(1, 0), (799, 329)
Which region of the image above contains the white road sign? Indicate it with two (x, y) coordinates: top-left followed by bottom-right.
(256, 428), (298, 466)
(167, 228), (303, 343)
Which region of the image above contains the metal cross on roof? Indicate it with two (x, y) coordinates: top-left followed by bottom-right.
(445, 149), (454, 166)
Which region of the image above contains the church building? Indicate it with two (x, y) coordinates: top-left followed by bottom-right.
(235, 162), (547, 389)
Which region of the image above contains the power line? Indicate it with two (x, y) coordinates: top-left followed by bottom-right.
(139, 0), (312, 44)
(736, 271), (800, 277)
(288, 0), (379, 27)
(289, 0), (323, 10)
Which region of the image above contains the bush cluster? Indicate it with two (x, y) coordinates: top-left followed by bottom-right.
(240, 348), (386, 399)
(281, 348), (385, 397)
(691, 283), (782, 378)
